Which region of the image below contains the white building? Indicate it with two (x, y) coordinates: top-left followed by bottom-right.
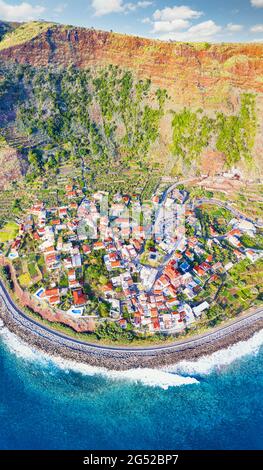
(193, 301), (210, 317)
(140, 266), (158, 290)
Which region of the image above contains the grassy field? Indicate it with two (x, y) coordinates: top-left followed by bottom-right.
(0, 221), (18, 243)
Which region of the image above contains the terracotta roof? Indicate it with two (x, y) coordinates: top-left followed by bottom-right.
(45, 288), (59, 297)
(73, 289), (87, 305)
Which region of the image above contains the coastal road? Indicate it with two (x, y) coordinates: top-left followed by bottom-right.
(0, 279), (263, 355)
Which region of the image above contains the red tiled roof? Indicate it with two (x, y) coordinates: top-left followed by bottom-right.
(49, 295), (60, 304)
(73, 289), (87, 305)
(45, 288), (59, 297)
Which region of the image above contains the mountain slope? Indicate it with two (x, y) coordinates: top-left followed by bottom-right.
(0, 21), (262, 182)
(0, 22), (262, 103)
(0, 20), (21, 41)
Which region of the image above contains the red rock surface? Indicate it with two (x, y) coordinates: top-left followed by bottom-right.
(0, 27), (262, 110)
(0, 26), (262, 174)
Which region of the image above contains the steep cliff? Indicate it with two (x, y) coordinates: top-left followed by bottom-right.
(0, 21), (262, 179)
(0, 22), (262, 109)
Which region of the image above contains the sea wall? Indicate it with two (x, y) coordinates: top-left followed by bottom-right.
(0, 279), (262, 370)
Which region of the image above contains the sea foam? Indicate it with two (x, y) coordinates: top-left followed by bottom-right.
(165, 328), (263, 376)
(0, 326), (197, 389)
(1, 325), (263, 389)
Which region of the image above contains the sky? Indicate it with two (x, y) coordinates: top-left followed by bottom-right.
(0, 0), (263, 42)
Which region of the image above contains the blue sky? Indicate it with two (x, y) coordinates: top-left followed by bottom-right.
(0, 0), (262, 42)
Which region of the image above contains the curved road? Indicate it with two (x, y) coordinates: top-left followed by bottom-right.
(0, 279), (263, 355)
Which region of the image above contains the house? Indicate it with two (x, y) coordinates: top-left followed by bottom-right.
(184, 308), (195, 325)
(111, 260), (121, 269)
(108, 298), (121, 318)
(166, 298), (178, 307)
(58, 206), (68, 217)
(73, 289), (87, 306)
(200, 261), (211, 272)
(233, 220), (256, 237)
(193, 301), (210, 317)
(67, 190), (77, 198)
(45, 252), (58, 270)
(102, 282), (114, 296)
(228, 235), (241, 248)
(82, 244), (92, 255)
(183, 287), (195, 300)
(151, 317), (160, 331)
(246, 249), (261, 263)
(33, 231), (41, 240)
(225, 262), (234, 271)
(51, 219), (60, 226)
(233, 249), (244, 261)
(93, 241), (105, 250)
(167, 284), (178, 297)
(37, 227), (45, 237)
(45, 288), (60, 304)
(193, 265), (206, 277)
(212, 261), (223, 272)
(119, 318), (127, 329)
(157, 274), (170, 289)
(185, 250), (194, 261)
(140, 266), (158, 290)
(72, 254), (82, 268)
(68, 269), (76, 281)
(49, 295), (60, 305)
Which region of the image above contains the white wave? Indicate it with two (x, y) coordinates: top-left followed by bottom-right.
(0, 327), (197, 389)
(0, 326), (49, 364)
(52, 356), (199, 389)
(165, 329), (263, 376)
(1, 324), (263, 389)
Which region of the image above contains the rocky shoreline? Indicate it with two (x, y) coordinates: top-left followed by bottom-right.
(1, 294), (263, 370)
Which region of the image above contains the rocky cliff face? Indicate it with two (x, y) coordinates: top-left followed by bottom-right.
(0, 23), (262, 176)
(0, 26), (262, 111)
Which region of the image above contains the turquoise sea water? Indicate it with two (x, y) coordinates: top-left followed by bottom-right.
(0, 327), (263, 450)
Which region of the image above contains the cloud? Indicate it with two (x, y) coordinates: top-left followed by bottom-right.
(153, 5), (203, 21)
(250, 0), (263, 7)
(91, 0), (124, 16)
(156, 20), (222, 42)
(0, 0), (45, 21)
(137, 1), (152, 6)
(54, 3), (68, 14)
(147, 6), (220, 42)
(250, 24), (263, 32)
(91, 0), (152, 16)
(147, 5), (224, 41)
(226, 23), (243, 32)
(152, 18), (190, 33)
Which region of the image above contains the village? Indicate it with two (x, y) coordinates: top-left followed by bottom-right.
(1, 181), (262, 336)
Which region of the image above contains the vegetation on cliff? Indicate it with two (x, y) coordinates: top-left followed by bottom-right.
(3, 63), (166, 181)
(0, 57), (258, 191)
(171, 93), (257, 170)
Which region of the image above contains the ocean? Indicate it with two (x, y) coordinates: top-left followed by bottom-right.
(0, 326), (263, 450)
